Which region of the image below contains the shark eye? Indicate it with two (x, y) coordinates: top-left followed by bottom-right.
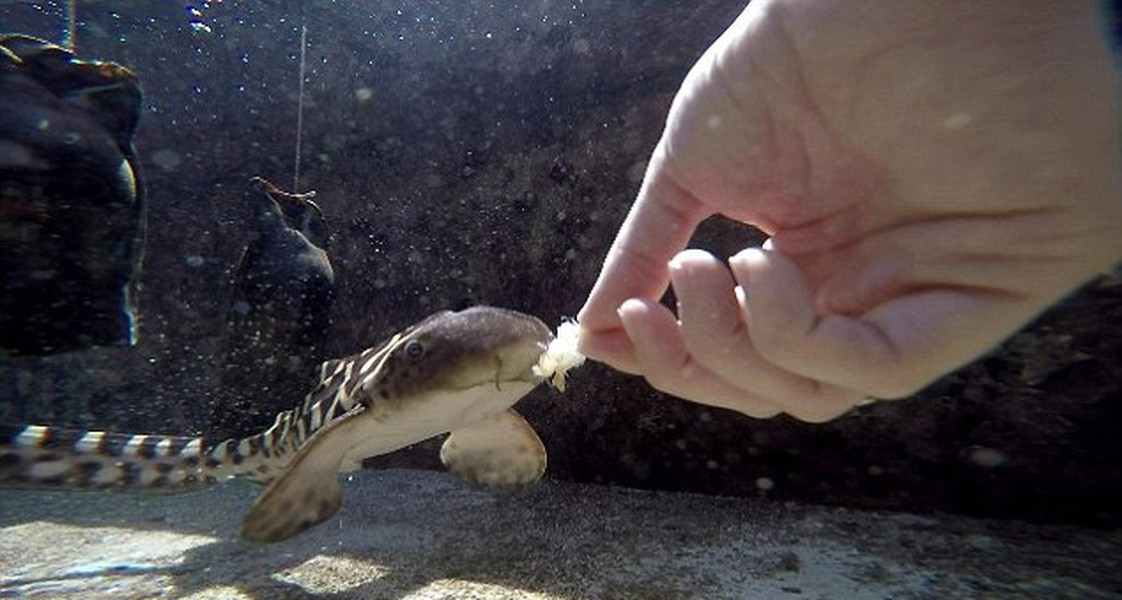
(403, 339), (425, 360)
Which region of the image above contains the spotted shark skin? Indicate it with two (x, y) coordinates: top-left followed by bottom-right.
(0, 306), (558, 542)
(0, 334), (394, 493)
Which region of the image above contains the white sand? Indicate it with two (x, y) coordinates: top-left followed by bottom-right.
(0, 469), (1117, 599)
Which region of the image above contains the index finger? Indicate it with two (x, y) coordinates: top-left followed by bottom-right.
(578, 149), (712, 344)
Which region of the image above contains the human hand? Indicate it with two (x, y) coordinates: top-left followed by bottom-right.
(578, 0), (1121, 421)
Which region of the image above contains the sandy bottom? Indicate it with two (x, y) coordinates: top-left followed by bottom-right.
(0, 469), (1117, 599)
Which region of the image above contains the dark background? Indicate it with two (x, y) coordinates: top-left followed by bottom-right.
(1, 0), (1118, 527)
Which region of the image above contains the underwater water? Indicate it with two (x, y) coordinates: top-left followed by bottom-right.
(1, 0), (1120, 598)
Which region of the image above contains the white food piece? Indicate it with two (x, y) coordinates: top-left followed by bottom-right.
(533, 318), (586, 392)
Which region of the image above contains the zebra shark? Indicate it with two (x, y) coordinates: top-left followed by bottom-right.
(0, 306), (572, 542)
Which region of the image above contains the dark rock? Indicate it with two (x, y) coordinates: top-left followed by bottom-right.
(0, 34), (145, 355)
(211, 177), (335, 440)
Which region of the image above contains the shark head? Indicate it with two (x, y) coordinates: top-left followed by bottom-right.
(357, 306), (554, 404)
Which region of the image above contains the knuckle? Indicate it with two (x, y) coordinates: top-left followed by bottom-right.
(779, 389), (863, 423)
(784, 403), (850, 424)
(722, 395), (784, 420)
(865, 372), (931, 400)
(643, 373), (679, 395)
(750, 406), (783, 419)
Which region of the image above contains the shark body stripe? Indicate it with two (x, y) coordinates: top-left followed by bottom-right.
(0, 423), (207, 492)
(1, 306), (567, 543)
(0, 323), (414, 493)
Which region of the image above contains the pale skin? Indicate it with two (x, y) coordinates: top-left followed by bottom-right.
(578, 0), (1121, 422)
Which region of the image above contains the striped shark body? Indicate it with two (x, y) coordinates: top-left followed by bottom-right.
(1, 306), (562, 542)
(0, 349), (367, 492)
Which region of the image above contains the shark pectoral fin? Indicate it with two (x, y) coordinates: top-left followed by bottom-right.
(240, 406), (366, 543)
(440, 409), (546, 490)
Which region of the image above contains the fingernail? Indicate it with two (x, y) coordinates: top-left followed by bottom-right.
(668, 254), (688, 290)
(668, 255), (683, 273)
(728, 248), (766, 281)
(617, 298), (648, 319)
(668, 248), (700, 273)
(616, 298), (653, 340)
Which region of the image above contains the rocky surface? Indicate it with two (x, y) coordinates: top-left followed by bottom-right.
(1, 469), (1119, 599)
(0, 0), (1118, 528)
